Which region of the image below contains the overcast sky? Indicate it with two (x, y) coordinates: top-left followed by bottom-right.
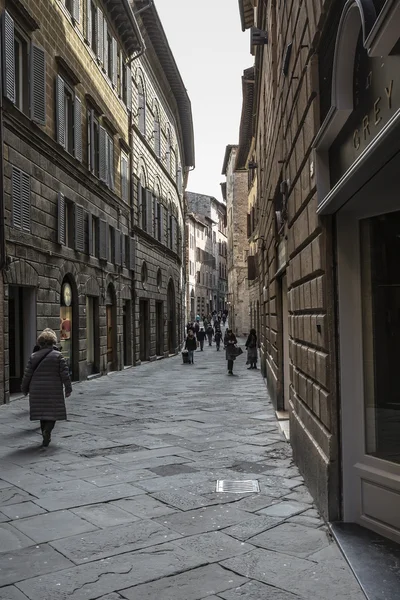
(155, 0), (251, 201)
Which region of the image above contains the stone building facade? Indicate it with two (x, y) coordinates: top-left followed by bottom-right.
(0, 0), (193, 403)
(238, 0), (400, 546)
(185, 192), (227, 321)
(222, 146), (250, 337)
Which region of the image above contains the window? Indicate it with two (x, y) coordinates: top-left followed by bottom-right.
(154, 107), (161, 157)
(56, 75), (82, 161)
(157, 202), (163, 241)
(196, 271), (200, 283)
(99, 126), (114, 189)
(120, 152), (129, 202)
(177, 165), (183, 194)
(138, 79), (146, 134)
(166, 129), (172, 173)
(11, 168), (30, 232)
(123, 62), (132, 111)
(89, 215), (99, 257)
(3, 12), (46, 124)
(87, 108), (100, 176)
(107, 33), (112, 79)
(108, 226), (115, 263)
(90, 1), (97, 54)
(65, 200), (74, 249)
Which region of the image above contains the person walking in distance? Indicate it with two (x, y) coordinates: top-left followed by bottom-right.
(206, 323), (214, 346)
(197, 327), (206, 351)
(225, 328), (238, 375)
(184, 329), (197, 364)
(22, 329), (72, 447)
(194, 321), (200, 337)
(246, 328), (258, 369)
(215, 328), (222, 351)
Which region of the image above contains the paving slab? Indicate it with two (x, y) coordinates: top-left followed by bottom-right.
(223, 515), (285, 541)
(0, 543), (73, 586)
(16, 544), (205, 600)
(10, 509), (98, 543)
(218, 580), (301, 599)
(249, 522), (330, 558)
(50, 519), (182, 563)
(151, 489), (221, 511)
(154, 506), (256, 536)
(0, 523), (35, 553)
(119, 564), (248, 600)
(0, 487), (33, 507)
(0, 502), (46, 520)
(0, 586), (31, 600)
(173, 530), (254, 562)
(32, 483), (144, 511)
(257, 501), (309, 518)
(112, 495), (177, 518)
(70, 503), (139, 528)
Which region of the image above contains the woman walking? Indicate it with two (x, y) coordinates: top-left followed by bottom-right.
(225, 328), (238, 375)
(184, 329), (197, 364)
(246, 328), (258, 369)
(22, 329), (72, 447)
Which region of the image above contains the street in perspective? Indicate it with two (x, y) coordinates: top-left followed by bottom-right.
(0, 337), (365, 600)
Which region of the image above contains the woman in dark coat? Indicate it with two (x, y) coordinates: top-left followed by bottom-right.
(22, 329), (72, 447)
(225, 329), (238, 375)
(184, 330), (197, 365)
(246, 328), (258, 369)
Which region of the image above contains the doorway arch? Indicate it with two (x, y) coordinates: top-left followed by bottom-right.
(106, 283), (117, 371)
(60, 274), (79, 380)
(167, 279), (176, 354)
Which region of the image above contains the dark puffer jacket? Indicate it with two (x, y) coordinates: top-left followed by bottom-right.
(21, 347), (72, 421)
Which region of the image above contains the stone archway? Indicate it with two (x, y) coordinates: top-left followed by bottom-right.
(167, 278), (176, 354)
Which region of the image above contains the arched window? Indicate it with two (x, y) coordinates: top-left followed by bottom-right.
(153, 105), (161, 158)
(138, 78), (146, 135)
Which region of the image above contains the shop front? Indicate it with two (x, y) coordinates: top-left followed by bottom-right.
(315, 1), (400, 543)
(60, 279), (74, 377)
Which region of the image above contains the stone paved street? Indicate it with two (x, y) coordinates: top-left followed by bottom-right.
(0, 338), (365, 600)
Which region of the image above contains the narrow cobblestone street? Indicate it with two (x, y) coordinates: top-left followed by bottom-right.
(0, 339), (364, 600)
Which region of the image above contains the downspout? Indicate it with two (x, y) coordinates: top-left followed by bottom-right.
(0, 65), (6, 271)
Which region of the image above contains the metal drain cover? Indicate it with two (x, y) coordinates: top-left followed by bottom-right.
(216, 480), (260, 493)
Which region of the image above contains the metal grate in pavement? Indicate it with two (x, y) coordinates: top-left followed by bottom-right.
(216, 480), (260, 493)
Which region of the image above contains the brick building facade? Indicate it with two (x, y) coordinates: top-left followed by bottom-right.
(237, 0), (400, 545)
(0, 0), (193, 403)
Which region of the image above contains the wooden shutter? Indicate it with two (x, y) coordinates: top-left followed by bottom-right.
(99, 219), (107, 260)
(99, 126), (107, 182)
(146, 189), (153, 234)
(21, 172), (30, 232)
(74, 204), (84, 251)
(74, 96), (83, 162)
(30, 44), (46, 125)
(108, 135), (114, 190)
(103, 19), (108, 73)
(112, 37), (117, 88)
(121, 233), (126, 266)
(56, 75), (65, 147)
(11, 168), (21, 229)
(57, 192), (66, 245)
(153, 196), (158, 238)
(171, 217), (177, 253)
(126, 64), (132, 111)
(114, 230), (121, 265)
(121, 154), (128, 201)
(85, 0), (92, 44)
(166, 209), (170, 247)
(159, 204), (164, 244)
(129, 236), (136, 271)
(97, 7), (104, 64)
(3, 11), (15, 103)
(88, 213), (93, 255)
(72, 0), (80, 22)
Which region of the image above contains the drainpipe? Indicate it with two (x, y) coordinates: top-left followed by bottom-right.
(0, 75), (6, 271)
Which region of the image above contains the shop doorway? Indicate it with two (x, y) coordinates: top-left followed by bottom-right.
(156, 301), (164, 356)
(86, 296), (100, 375)
(139, 299), (149, 361)
(106, 284), (117, 371)
(337, 151), (400, 544)
(167, 279), (176, 354)
(9, 286), (36, 393)
(60, 275), (79, 380)
(123, 300), (132, 367)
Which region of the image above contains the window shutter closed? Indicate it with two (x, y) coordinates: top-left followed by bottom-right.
(172, 217), (177, 253)
(126, 64), (132, 111)
(166, 209), (170, 247)
(121, 154), (128, 201)
(74, 96), (83, 162)
(159, 204), (164, 244)
(108, 135), (114, 190)
(11, 168), (21, 229)
(88, 213), (93, 255)
(20, 172), (31, 232)
(57, 192), (66, 245)
(103, 19), (108, 73)
(146, 189), (153, 234)
(121, 234), (126, 266)
(97, 8), (104, 64)
(56, 75), (65, 147)
(99, 126), (107, 182)
(30, 44), (46, 125)
(74, 204), (84, 251)
(114, 230), (121, 265)
(85, 0), (92, 44)
(129, 236), (136, 271)
(112, 37), (117, 88)
(153, 196), (158, 238)
(3, 11), (15, 103)
(72, 0), (80, 22)
(99, 219), (107, 260)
